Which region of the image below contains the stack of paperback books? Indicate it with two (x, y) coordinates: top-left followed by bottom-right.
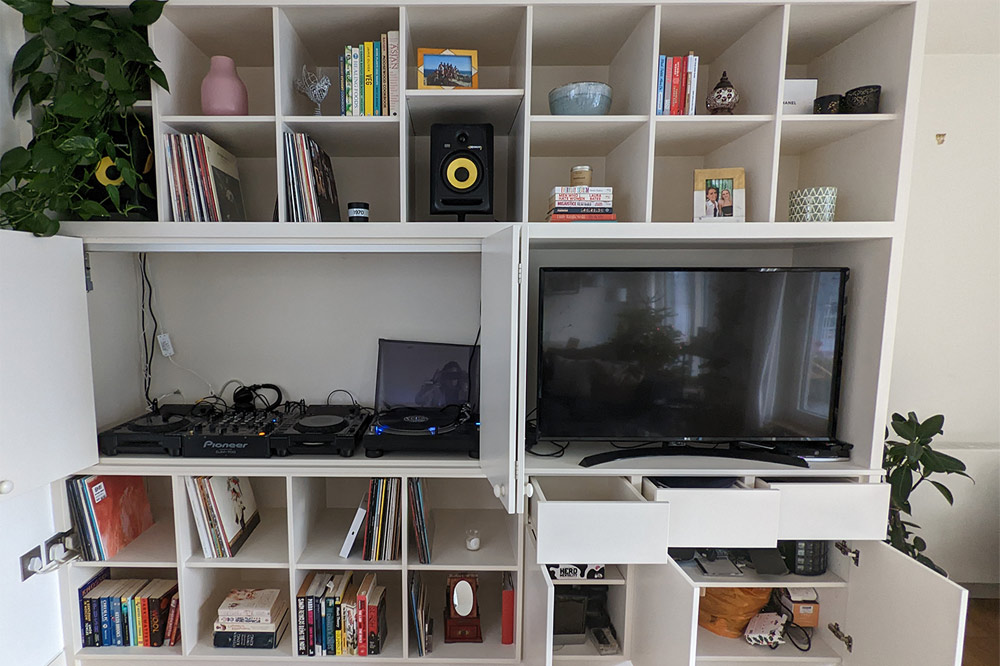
(656, 52), (699, 115)
(295, 571), (387, 656)
(547, 186), (616, 222)
(283, 132), (341, 222)
(66, 475), (154, 561)
(184, 476), (261, 558)
(163, 133), (246, 221)
(407, 478), (434, 564)
(77, 568), (179, 648)
(333, 32), (400, 116)
(214, 589), (290, 649)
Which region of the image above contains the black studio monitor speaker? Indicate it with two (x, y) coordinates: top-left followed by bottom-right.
(430, 123), (493, 219)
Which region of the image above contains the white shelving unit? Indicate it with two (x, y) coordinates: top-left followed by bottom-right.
(0, 1), (973, 665)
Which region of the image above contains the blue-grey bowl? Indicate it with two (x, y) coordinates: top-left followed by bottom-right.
(548, 81), (613, 115)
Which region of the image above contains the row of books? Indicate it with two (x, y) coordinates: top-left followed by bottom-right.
(407, 478), (434, 564)
(332, 32), (400, 116)
(546, 186), (616, 222)
(215, 588), (290, 649)
(284, 132), (341, 222)
(164, 133), (246, 222)
(656, 53), (700, 116)
(296, 572), (388, 656)
(185, 476), (261, 558)
(77, 568), (179, 648)
(67, 475), (153, 561)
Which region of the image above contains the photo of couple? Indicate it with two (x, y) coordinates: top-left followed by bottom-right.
(693, 168), (746, 222)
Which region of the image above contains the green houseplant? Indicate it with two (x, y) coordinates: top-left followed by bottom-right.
(0, 0), (168, 236)
(883, 412), (972, 575)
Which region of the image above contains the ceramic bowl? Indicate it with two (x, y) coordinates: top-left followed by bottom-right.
(813, 94), (843, 114)
(548, 81), (613, 115)
(843, 85), (881, 113)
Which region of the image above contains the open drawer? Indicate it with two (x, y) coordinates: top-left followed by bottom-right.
(641, 478), (780, 548)
(529, 476), (670, 564)
(755, 478), (891, 540)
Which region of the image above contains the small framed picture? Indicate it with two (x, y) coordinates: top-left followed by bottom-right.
(417, 48), (479, 89)
(694, 168), (746, 222)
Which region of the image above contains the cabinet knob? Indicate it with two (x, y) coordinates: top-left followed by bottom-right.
(525, 482), (535, 498)
(493, 483), (506, 498)
(0, 480), (13, 495)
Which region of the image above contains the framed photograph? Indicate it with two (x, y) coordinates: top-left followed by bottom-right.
(694, 167), (746, 222)
(417, 48), (479, 89)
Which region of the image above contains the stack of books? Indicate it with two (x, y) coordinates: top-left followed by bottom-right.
(283, 132), (341, 222)
(66, 475), (154, 561)
(408, 572), (431, 656)
(656, 52), (699, 115)
(547, 186), (616, 222)
(77, 568), (179, 648)
(214, 588), (290, 649)
(184, 476), (261, 558)
(334, 32), (400, 117)
(295, 571), (387, 656)
(163, 133), (246, 221)
(362, 478), (401, 561)
(407, 478), (434, 564)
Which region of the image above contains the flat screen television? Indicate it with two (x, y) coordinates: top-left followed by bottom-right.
(536, 268), (848, 444)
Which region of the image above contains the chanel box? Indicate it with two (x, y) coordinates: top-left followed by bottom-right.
(783, 79), (818, 115)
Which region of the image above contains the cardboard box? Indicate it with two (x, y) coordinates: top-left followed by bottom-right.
(779, 595), (820, 627)
(783, 79), (818, 115)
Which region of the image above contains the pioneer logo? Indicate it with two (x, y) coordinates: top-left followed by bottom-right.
(203, 440), (249, 449)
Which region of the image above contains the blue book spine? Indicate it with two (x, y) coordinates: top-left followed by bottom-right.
(656, 55), (666, 115)
(100, 596), (111, 647)
(373, 40), (381, 116)
(111, 596), (122, 645)
(359, 43), (365, 114)
(121, 598), (131, 647)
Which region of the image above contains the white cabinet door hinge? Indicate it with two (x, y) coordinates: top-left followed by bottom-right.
(828, 622), (854, 652)
(517, 262), (522, 285)
(84, 251), (93, 292)
(835, 540), (860, 566)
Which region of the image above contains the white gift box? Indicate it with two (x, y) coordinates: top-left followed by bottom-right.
(783, 79), (818, 114)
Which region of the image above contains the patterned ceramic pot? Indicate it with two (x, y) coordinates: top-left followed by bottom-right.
(706, 71), (740, 114)
(813, 94), (843, 114)
(789, 187), (837, 222)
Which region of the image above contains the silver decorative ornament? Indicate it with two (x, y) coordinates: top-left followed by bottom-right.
(295, 65), (331, 116)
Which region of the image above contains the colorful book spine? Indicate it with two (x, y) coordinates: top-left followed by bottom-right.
(670, 56), (683, 115)
(664, 56), (673, 115)
(78, 569), (109, 647)
(677, 55), (688, 115)
(213, 630), (282, 649)
(550, 186), (614, 193)
(345, 46), (353, 116)
(363, 41), (374, 116)
(547, 213), (618, 221)
(687, 54), (699, 115)
(387, 31), (400, 116)
(549, 194), (615, 203)
(338, 54), (347, 116)
(656, 55), (666, 115)
(380, 33), (389, 116)
(351, 47), (361, 116)
(548, 207), (615, 215)
(164, 595), (179, 648)
(372, 39), (381, 116)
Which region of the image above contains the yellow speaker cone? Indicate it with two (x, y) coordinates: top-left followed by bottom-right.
(95, 156), (124, 186)
(446, 156), (478, 190)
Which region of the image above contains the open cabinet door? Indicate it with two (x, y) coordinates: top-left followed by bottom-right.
(0, 231), (97, 500)
(480, 225), (520, 512)
(841, 541), (968, 666)
(523, 530), (555, 666)
(630, 559), (698, 666)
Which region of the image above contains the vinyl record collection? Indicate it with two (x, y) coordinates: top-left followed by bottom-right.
(283, 132), (341, 222)
(296, 572), (388, 656)
(184, 475), (261, 558)
(362, 477), (402, 562)
(77, 568), (180, 648)
(408, 572), (432, 656)
(408, 478), (434, 564)
(66, 475), (154, 561)
(163, 133), (246, 221)
(214, 588), (290, 649)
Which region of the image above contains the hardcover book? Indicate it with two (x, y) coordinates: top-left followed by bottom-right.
(218, 588), (283, 620)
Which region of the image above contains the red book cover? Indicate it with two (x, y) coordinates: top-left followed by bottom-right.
(84, 476), (153, 560)
(164, 594), (178, 647)
(670, 56), (683, 115)
(677, 56), (688, 115)
(355, 573), (375, 656)
(546, 214), (617, 221)
(141, 596), (151, 647)
(501, 587), (514, 645)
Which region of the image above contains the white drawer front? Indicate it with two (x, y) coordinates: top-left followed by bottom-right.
(756, 480), (890, 540)
(532, 477), (671, 564)
(641, 479), (780, 547)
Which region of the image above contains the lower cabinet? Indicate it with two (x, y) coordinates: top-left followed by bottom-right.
(525, 476), (968, 666)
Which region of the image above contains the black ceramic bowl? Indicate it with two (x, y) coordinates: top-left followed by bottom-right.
(813, 94), (843, 114)
(843, 85), (881, 113)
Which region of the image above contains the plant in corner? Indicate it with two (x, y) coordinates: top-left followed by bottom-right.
(883, 412), (972, 575)
(0, 0), (168, 236)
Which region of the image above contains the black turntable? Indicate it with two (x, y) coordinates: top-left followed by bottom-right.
(270, 404), (372, 457)
(97, 405), (195, 456)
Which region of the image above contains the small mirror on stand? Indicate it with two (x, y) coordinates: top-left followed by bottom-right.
(444, 573), (483, 643)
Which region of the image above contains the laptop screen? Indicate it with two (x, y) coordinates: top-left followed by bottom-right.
(375, 339), (480, 413)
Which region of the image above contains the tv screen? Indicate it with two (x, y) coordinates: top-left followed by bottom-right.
(537, 268), (848, 442)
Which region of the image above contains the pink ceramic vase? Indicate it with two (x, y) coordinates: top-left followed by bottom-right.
(200, 55), (249, 115)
